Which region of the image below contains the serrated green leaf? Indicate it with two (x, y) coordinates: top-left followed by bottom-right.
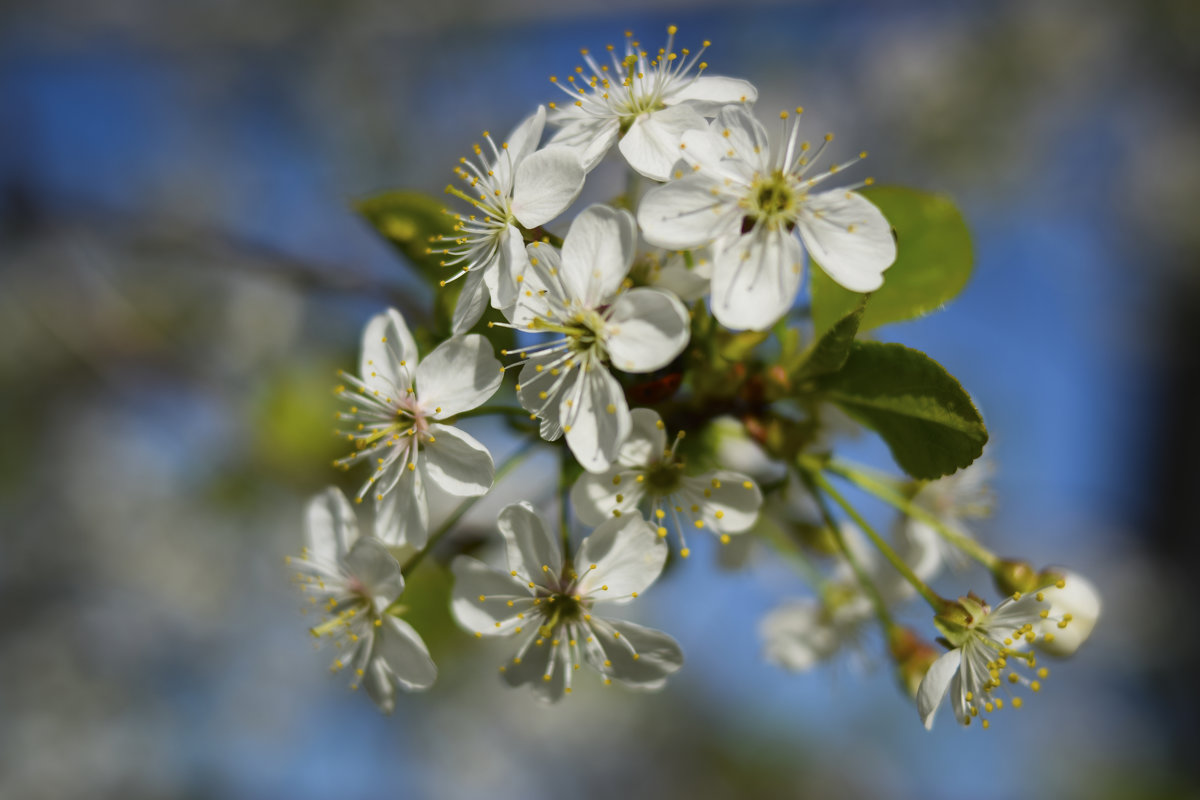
(812, 186), (972, 335)
(792, 297), (867, 379)
(817, 342), (987, 479)
(355, 190), (455, 282)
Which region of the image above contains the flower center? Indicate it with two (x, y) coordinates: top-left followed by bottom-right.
(746, 171), (798, 231)
(645, 458), (684, 493)
(538, 591), (587, 636)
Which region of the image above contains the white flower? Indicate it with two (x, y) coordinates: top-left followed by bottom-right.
(633, 247), (713, 302)
(570, 408), (762, 557)
(1035, 570), (1101, 657)
(546, 26), (757, 180)
(289, 488), (437, 712)
(504, 204), (690, 472)
(334, 308), (502, 546)
(917, 592), (1059, 730)
(902, 457), (994, 572)
(638, 105), (896, 331)
(450, 502), (683, 702)
(436, 106), (586, 332)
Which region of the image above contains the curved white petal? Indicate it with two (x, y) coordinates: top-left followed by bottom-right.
(685, 469), (762, 533)
(362, 656), (396, 713)
(618, 105), (707, 181)
(485, 225), (530, 313)
(562, 363), (631, 473)
(449, 555), (533, 636)
(360, 308), (418, 395)
(501, 631), (567, 702)
(451, 266), (489, 335)
(798, 189), (896, 293)
(375, 615), (437, 691)
(638, 172), (736, 250)
(416, 334), (503, 419)
(759, 600), (840, 672)
(344, 537), (405, 605)
(547, 117), (620, 173)
(620, 407), (668, 467)
(1036, 570), (1101, 657)
(604, 288), (690, 373)
(574, 516), (667, 600)
(376, 461), (428, 548)
(666, 75), (759, 115)
(421, 423), (494, 497)
(511, 146), (585, 229)
(498, 501), (563, 581)
(570, 469), (646, 527)
(304, 487), (358, 565)
(560, 204), (637, 307)
(917, 648), (962, 730)
(650, 249), (713, 302)
(711, 229), (804, 331)
(516, 350), (577, 442)
(590, 618), (683, 687)
(713, 105), (772, 174)
(504, 105), (546, 170)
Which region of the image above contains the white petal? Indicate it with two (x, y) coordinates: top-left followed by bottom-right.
(511, 146), (585, 229)
(360, 308), (418, 394)
(547, 117), (620, 173)
(498, 501), (563, 581)
(416, 334), (503, 419)
(501, 631), (567, 702)
(560, 204), (637, 307)
(344, 537), (405, 604)
(421, 423), (494, 497)
(484, 225), (529, 313)
(590, 618), (683, 687)
(375, 615), (437, 690)
(1036, 571), (1101, 657)
(917, 648), (961, 730)
(362, 656), (396, 713)
(638, 172), (737, 250)
(685, 469), (762, 533)
(376, 461), (428, 548)
(618, 105), (707, 181)
(574, 516), (667, 600)
(666, 75), (759, 116)
(620, 407), (668, 467)
(562, 363), (631, 473)
(451, 267), (489, 335)
(711, 229), (804, 331)
(712, 105), (772, 174)
(649, 249), (713, 302)
(504, 105), (546, 170)
(798, 189), (897, 293)
(304, 487), (358, 564)
(759, 600), (840, 672)
(604, 288), (690, 373)
(449, 555), (532, 636)
(569, 469), (645, 527)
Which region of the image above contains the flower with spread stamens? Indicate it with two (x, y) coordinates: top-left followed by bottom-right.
(546, 26), (757, 180)
(570, 408), (762, 557)
(638, 105), (896, 330)
(450, 502), (683, 702)
(501, 204), (690, 472)
(435, 106), (585, 332)
(918, 591), (1066, 730)
(289, 488), (436, 712)
(334, 308), (502, 546)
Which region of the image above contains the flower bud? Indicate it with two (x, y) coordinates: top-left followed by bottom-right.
(888, 626), (940, 698)
(992, 558), (1040, 595)
(1034, 569), (1101, 657)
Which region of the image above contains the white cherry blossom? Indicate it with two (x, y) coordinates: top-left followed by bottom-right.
(639, 105), (896, 330)
(502, 204), (690, 472)
(450, 502), (683, 702)
(436, 106), (585, 332)
(546, 26), (757, 180)
(1035, 570), (1101, 657)
(290, 488), (437, 711)
(570, 408), (762, 557)
(334, 308), (502, 547)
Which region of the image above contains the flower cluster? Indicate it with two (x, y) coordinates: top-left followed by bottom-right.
(283, 24), (1100, 733)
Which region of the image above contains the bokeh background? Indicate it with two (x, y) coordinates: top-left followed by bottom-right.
(3, 1), (1199, 798)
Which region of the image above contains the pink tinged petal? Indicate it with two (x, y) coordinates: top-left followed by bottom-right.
(498, 501), (564, 580)
(620, 408), (669, 467)
(666, 75), (759, 115)
(421, 423), (494, 498)
(604, 288), (690, 373)
(360, 308), (418, 394)
(690, 469), (762, 533)
(569, 469), (646, 527)
(511, 146), (585, 228)
(376, 461), (428, 548)
(637, 173), (736, 250)
(451, 267), (489, 335)
(560, 204), (637, 307)
(548, 117), (620, 173)
(618, 104), (708, 181)
(575, 516), (667, 600)
(344, 537), (405, 605)
(798, 189), (897, 293)
(563, 364), (631, 474)
(305, 487), (358, 564)
(591, 618), (683, 688)
(375, 615), (437, 691)
(449, 555), (533, 635)
(416, 334), (503, 419)
(711, 229), (805, 331)
(917, 647), (962, 730)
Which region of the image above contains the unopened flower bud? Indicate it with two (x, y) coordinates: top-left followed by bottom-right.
(889, 626), (940, 698)
(992, 558), (1040, 595)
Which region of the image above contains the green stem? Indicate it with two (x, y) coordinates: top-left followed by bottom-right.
(803, 465), (947, 612)
(825, 458), (999, 570)
(399, 442), (534, 577)
(624, 168), (643, 210)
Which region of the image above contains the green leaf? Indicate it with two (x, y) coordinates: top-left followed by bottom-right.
(817, 342), (987, 479)
(811, 186), (972, 336)
(355, 190), (455, 283)
(792, 297), (867, 379)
